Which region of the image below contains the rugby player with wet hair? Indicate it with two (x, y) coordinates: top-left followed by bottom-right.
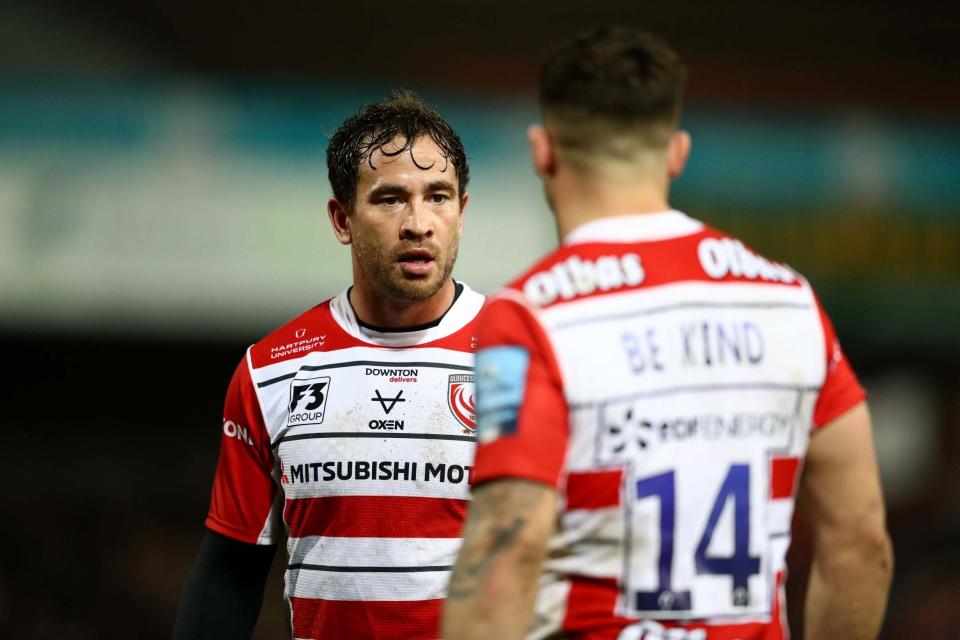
(174, 91), (484, 640)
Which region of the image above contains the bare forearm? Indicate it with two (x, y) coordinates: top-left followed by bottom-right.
(444, 529), (545, 639)
(798, 404), (893, 640)
(443, 480), (556, 640)
(804, 538), (893, 639)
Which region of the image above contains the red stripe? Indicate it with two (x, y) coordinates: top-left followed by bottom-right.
(566, 470), (623, 509)
(562, 576), (631, 638)
(770, 457), (801, 499)
(284, 495), (467, 538)
(563, 572), (787, 639)
(290, 596), (441, 640)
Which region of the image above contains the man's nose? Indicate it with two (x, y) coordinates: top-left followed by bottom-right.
(400, 200), (434, 239)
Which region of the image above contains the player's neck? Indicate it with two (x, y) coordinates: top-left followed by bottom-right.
(549, 170), (672, 241)
(349, 277), (457, 329)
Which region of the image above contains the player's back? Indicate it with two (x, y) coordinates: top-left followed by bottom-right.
(472, 211), (863, 640)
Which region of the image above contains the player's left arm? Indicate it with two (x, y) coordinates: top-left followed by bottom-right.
(172, 531), (277, 640)
(443, 478), (557, 640)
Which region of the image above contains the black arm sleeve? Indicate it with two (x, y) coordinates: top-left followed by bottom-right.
(172, 530), (278, 640)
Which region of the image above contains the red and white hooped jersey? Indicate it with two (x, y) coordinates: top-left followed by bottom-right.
(471, 211), (865, 640)
(205, 283), (484, 639)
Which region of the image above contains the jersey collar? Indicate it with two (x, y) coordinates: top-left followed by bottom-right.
(330, 280), (484, 348)
(562, 210), (704, 245)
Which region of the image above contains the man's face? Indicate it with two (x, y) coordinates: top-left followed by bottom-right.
(346, 135), (465, 304)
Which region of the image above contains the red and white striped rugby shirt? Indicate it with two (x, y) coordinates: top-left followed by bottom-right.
(471, 211), (865, 640)
(206, 283), (484, 639)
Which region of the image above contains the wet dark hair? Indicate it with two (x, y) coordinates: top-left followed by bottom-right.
(540, 26), (686, 154)
(326, 90), (469, 206)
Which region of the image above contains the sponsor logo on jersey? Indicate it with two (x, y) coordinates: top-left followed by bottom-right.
(617, 620), (706, 640)
(284, 460), (474, 484)
(287, 375), (331, 426)
(598, 404), (794, 464)
(271, 335), (326, 360)
(371, 389), (406, 414)
(448, 374), (476, 433)
(288, 460), (419, 483)
(523, 253), (645, 306)
(697, 237), (795, 283)
(602, 406), (655, 458)
(365, 367), (418, 382)
(222, 419), (254, 445)
(368, 418), (405, 430)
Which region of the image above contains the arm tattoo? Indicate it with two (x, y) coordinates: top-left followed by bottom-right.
(447, 479), (552, 600)
(447, 516), (526, 599)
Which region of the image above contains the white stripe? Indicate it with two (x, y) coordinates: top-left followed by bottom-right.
(251, 344), (476, 386)
(547, 508), (625, 578)
(529, 577), (572, 640)
(256, 478), (284, 545)
(766, 498), (795, 537)
(289, 535), (462, 569)
(537, 279), (816, 330)
(287, 566), (450, 601)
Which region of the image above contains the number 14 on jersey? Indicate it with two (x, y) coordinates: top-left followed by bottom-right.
(626, 464), (768, 619)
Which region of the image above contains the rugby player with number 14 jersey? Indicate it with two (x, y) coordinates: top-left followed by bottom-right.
(445, 27), (893, 640)
(173, 92), (484, 640)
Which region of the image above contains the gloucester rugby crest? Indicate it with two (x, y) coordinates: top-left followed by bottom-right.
(448, 374), (476, 433)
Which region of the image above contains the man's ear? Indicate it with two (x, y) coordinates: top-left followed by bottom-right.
(667, 130), (691, 180)
(527, 124), (556, 179)
(328, 198), (352, 245)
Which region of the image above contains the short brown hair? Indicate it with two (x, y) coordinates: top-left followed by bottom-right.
(540, 26), (686, 162)
(327, 90), (469, 206)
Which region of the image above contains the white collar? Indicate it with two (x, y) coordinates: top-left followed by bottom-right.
(329, 281), (484, 348)
(562, 210), (704, 245)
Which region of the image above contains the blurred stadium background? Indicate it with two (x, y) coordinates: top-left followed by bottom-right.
(1, 1), (958, 637)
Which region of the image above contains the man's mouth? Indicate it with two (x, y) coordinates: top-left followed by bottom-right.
(398, 248), (434, 263)
(397, 248), (436, 276)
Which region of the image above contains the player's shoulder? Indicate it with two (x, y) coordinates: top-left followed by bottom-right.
(694, 223), (807, 286)
(247, 297), (344, 369)
(498, 215), (807, 312)
(500, 241), (643, 303)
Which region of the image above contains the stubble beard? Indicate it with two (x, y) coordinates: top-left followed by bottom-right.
(352, 232), (459, 306)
